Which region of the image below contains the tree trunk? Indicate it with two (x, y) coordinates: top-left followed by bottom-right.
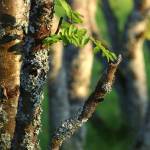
(49, 43), (69, 133)
(101, 0), (149, 133)
(64, 0), (94, 149)
(0, 0), (29, 149)
(48, 17), (70, 148)
(119, 0), (150, 131)
(87, 0), (99, 38)
(48, 42), (71, 150)
(12, 0), (54, 149)
(134, 103), (150, 150)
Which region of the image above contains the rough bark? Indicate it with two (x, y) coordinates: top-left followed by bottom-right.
(101, 0), (150, 132)
(12, 0), (54, 149)
(0, 0), (29, 149)
(50, 55), (122, 150)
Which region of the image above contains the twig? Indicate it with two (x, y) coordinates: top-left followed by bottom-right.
(55, 17), (63, 34)
(50, 55), (122, 150)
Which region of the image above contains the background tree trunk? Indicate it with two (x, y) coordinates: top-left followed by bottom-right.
(48, 16), (70, 149)
(48, 1), (96, 149)
(87, 0), (99, 38)
(64, 0), (94, 149)
(0, 0), (29, 149)
(134, 103), (150, 150)
(101, 0), (149, 133)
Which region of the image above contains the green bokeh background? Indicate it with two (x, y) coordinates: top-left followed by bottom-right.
(39, 0), (150, 149)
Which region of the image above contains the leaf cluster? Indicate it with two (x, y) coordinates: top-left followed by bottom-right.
(44, 0), (117, 62)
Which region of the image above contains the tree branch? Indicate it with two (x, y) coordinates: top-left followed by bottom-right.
(50, 55), (122, 150)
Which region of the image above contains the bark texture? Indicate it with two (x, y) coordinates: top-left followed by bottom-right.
(0, 0), (29, 149)
(50, 55), (122, 150)
(101, 0), (150, 132)
(12, 0), (54, 149)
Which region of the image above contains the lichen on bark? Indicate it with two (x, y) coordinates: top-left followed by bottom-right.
(12, 0), (54, 149)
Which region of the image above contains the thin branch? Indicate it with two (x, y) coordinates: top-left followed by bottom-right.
(50, 55), (122, 150)
(55, 17), (63, 34)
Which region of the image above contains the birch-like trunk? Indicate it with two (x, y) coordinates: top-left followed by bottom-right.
(12, 0), (54, 149)
(0, 0), (29, 149)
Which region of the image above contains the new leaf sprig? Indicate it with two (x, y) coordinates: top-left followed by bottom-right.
(43, 0), (117, 62)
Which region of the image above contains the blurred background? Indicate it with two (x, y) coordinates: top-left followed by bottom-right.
(39, 0), (150, 149)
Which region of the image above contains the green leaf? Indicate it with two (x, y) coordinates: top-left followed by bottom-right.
(56, 0), (83, 23)
(92, 40), (117, 62)
(43, 34), (61, 45)
(43, 0), (117, 63)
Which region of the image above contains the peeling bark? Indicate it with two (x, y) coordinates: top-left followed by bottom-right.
(0, 0), (29, 149)
(12, 0), (54, 149)
(50, 55), (122, 150)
